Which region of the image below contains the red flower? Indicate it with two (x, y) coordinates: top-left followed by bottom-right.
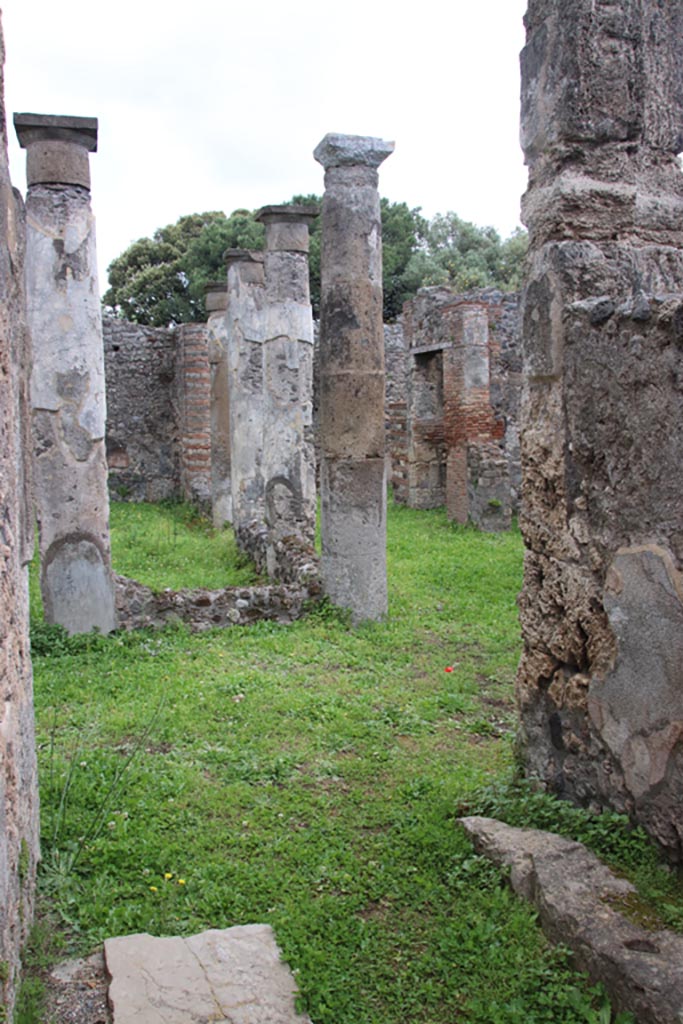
(445, 666), (454, 673)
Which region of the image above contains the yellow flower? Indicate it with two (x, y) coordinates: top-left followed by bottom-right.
(149, 886), (158, 892)
(178, 879), (186, 885)
(164, 872), (173, 880)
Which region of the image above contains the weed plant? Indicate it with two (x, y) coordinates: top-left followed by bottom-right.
(28, 498), (679, 1022)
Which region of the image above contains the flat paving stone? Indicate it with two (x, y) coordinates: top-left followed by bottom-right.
(104, 924), (313, 1024)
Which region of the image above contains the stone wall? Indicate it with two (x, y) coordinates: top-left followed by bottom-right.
(517, 0), (683, 860)
(103, 316), (179, 502)
(0, 19), (39, 1017)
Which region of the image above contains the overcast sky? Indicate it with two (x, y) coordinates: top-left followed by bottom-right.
(4, 0), (529, 291)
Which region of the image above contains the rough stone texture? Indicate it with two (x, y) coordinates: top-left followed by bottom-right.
(205, 282), (232, 527)
(517, 0), (683, 859)
(315, 132), (392, 622)
(459, 817), (683, 1024)
(114, 565), (320, 632)
(400, 287), (520, 529)
(176, 321), (212, 509)
(384, 321), (409, 498)
(0, 22), (40, 1019)
(226, 251), (267, 536)
(104, 925), (312, 1024)
(103, 316), (179, 502)
(255, 206), (317, 578)
(18, 115), (116, 634)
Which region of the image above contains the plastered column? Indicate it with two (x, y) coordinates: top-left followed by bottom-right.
(15, 113), (116, 634)
(255, 205), (317, 576)
(205, 282), (231, 527)
(517, 0), (683, 859)
(314, 133), (393, 622)
(225, 250), (266, 537)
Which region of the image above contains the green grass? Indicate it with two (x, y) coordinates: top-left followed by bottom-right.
(27, 497), (680, 1023)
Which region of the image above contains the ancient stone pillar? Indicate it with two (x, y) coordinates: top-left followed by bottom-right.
(1, 36), (39, 1013)
(205, 282), (232, 527)
(517, 0), (683, 859)
(225, 249), (266, 539)
(442, 303), (510, 531)
(15, 112), (116, 634)
(255, 205), (317, 575)
(176, 322), (211, 509)
(314, 133), (393, 622)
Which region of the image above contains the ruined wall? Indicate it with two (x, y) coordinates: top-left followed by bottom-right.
(398, 287), (521, 526)
(103, 318), (212, 508)
(103, 316), (179, 501)
(517, 0), (683, 859)
(0, 22), (39, 1017)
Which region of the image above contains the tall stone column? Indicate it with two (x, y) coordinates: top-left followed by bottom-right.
(517, 1), (683, 859)
(314, 133), (393, 622)
(225, 249), (266, 539)
(15, 113), (116, 634)
(255, 205), (317, 575)
(205, 282), (232, 528)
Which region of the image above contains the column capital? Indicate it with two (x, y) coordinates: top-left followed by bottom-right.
(204, 281), (228, 314)
(223, 249), (264, 267)
(313, 133), (394, 170)
(14, 112), (98, 189)
(256, 205), (318, 253)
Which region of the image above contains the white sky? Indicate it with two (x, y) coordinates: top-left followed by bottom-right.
(4, 0), (529, 291)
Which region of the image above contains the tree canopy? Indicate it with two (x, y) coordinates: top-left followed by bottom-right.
(103, 200), (527, 326)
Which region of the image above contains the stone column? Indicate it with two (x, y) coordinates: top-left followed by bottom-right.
(205, 282), (231, 527)
(1, 42), (39, 1014)
(15, 112), (116, 634)
(314, 133), (393, 622)
(225, 249), (266, 542)
(442, 303), (510, 531)
(517, 1), (683, 859)
(255, 205), (317, 575)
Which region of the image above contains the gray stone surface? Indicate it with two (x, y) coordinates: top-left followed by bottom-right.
(205, 282), (232, 527)
(459, 816), (683, 1024)
(517, 0), (683, 860)
(0, 20), (40, 1019)
(14, 113), (97, 189)
(256, 205), (316, 578)
(18, 118), (116, 634)
(103, 316), (179, 503)
(315, 133), (392, 622)
(104, 925), (313, 1024)
(226, 250), (267, 536)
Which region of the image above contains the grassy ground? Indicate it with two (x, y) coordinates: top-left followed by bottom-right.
(25, 499), (682, 1023)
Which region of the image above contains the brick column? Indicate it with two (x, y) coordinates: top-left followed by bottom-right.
(255, 205), (317, 575)
(442, 303), (510, 531)
(314, 133), (393, 622)
(177, 322), (211, 508)
(15, 112), (116, 634)
(204, 282), (231, 526)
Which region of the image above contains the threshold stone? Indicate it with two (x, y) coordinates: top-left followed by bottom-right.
(104, 924), (313, 1024)
(459, 816), (683, 1024)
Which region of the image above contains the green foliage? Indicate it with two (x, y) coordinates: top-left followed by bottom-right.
(411, 213), (528, 294)
(103, 211), (228, 326)
(104, 199), (526, 327)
